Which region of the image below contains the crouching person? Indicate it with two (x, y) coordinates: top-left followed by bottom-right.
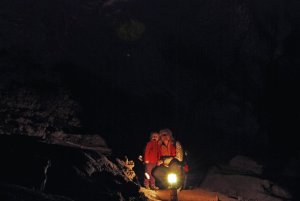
(152, 128), (184, 189)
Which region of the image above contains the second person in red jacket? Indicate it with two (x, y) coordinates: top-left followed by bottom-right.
(143, 131), (160, 190)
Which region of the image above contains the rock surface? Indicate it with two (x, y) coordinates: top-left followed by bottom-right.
(0, 134), (145, 201)
(0, 183), (74, 201)
(200, 155), (292, 201)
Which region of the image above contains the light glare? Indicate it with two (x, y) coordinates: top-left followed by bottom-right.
(168, 173), (177, 184)
(145, 173), (150, 180)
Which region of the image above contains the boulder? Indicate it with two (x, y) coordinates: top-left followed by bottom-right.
(228, 155), (263, 175)
(200, 156), (292, 201)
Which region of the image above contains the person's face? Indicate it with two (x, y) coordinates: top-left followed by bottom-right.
(160, 132), (170, 141)
(151, 133), (159, 141)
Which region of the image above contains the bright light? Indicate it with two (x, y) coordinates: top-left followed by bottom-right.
(168, 173), (177, 184)
(145, 173), (150, 180)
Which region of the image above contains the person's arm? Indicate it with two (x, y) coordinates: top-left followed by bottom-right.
(156, 142), (163, 166)
(162, 157), (173, 166)
(144, 142), (151, 163)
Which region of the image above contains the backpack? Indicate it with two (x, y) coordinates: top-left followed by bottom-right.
(175, 141), (189, 173)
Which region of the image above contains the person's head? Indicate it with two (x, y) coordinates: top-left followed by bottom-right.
(159, 128), (174, 142)
(150, 132), (160, 141)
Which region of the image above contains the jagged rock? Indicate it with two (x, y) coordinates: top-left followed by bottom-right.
(0, 134), (144, 201)
(228, 155), (263, 175)
(45, 132), (111, 154)
(200, 156), (292, 201)
(0, 183), (74, 201)
(116, 156), (136, 181)
(261, 181), (292, 200)
(0, 66), (81, 138)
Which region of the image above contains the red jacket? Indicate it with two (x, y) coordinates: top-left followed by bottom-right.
(159, 141), (176, 157)
(144, 140), (160, 163)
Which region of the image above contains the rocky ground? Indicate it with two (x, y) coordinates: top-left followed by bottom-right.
(1, 133), (298, 201)
(0, 133), (144, 201)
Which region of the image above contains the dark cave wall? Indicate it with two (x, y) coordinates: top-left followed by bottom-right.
(1, 0), (300, 158)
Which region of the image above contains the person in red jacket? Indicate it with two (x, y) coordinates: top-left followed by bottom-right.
(143, 131), (160, 190)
